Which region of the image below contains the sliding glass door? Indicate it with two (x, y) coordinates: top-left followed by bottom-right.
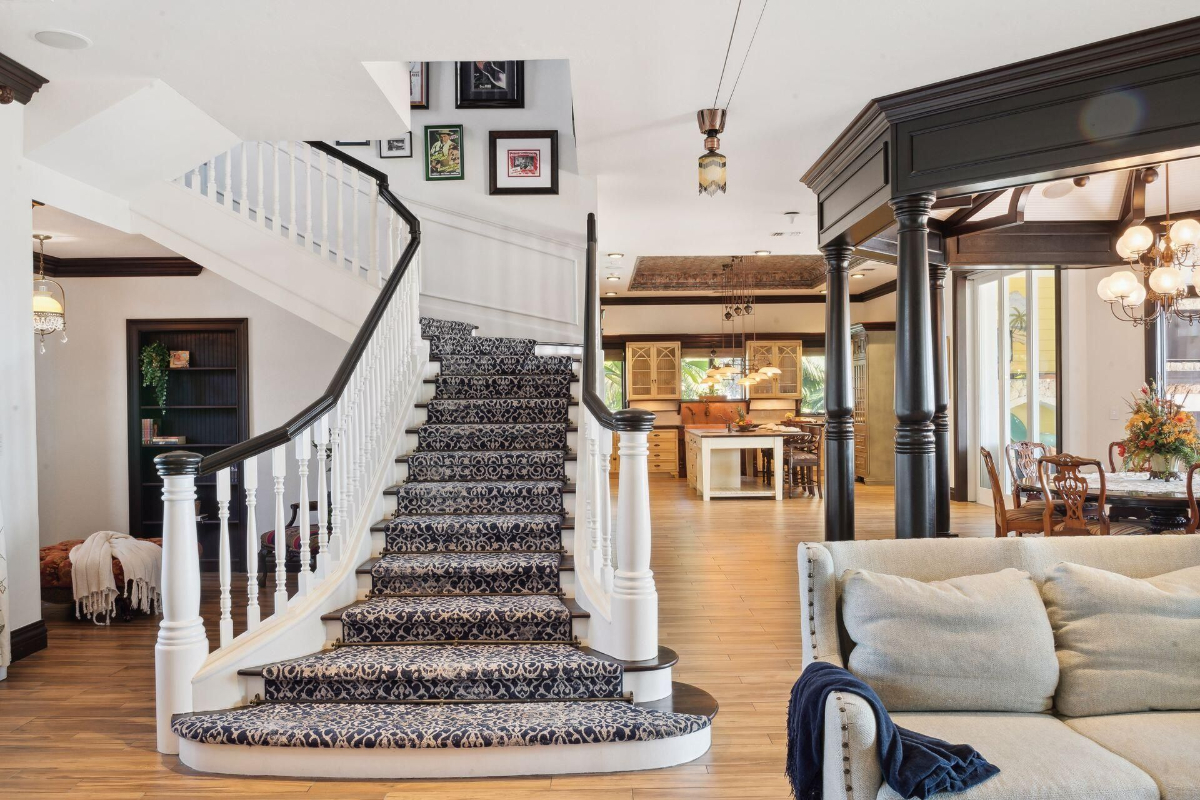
(967, 270), (1058, 503)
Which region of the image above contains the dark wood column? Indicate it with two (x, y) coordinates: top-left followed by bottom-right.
(890, 193), (937, 538)
(930, 263), (951, 536)
(821, 243), (855, 541)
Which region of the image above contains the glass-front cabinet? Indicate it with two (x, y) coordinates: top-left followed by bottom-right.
(626, 341), (681, 400)
(746, 341), (803, 398)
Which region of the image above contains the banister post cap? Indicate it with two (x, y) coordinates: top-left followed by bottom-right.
(613, 407), (656, 432)
(154, 451), (203, 477)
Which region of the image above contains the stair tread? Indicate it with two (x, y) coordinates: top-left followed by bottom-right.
(417, 400), (579, 408)
(386, 480), (576, 495)
(397, 450), (577, 463)
(324, 595), (588, 623)
(358, 553), (575, 575)
(172, 699), (711, 748)
(373, 515), (575, 532)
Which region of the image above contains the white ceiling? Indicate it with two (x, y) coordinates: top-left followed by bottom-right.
(3, 0), (1195, 285)
(33, 205), (178, 258)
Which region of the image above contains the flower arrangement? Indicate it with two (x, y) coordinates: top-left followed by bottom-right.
(1122, 384), (1200, 480)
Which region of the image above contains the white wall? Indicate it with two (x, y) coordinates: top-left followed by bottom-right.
(33, 270), (346, 545)
(0, 103), (43, 636)
(341, 60), (595, 342)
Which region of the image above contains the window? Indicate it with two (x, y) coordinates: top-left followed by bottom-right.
(800, 350), (826, 414)
(681, 349), (747, 400)
(1166, 300), (1200, 411)
(603, 358), (624, 411)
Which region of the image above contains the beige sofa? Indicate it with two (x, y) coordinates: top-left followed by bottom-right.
(799, 536), (1200, 800)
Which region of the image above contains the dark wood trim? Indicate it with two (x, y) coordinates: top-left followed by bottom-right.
(951, 271), (969, 502)
(0, 51), (48, 105)
(602, 323), (896, 351)
(1054, 266), (1064, 453)
(9, 619), (48, 662)
(600, 284), (897, 307)
(932, 196), (975, 209)
(854, 224), (948, 267)
(943, 185), (1032, 238)
(943, 190), (1005, 230)
(1117, 168), (1147, 228)
(33, 254), (203, 278)
(946, 221), (1122, 267)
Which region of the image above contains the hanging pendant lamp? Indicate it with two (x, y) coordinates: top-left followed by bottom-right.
(697, 109), (727, 197)
(32, 234), (67, 354)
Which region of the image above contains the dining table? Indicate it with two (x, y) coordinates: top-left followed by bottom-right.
(1019, 471), (1194, 533)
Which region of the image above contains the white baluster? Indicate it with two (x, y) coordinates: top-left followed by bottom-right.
(243, 455), (260, 631)
(272, 142), (281, 235)
(239, 143), (249, 218)
(599, 429), (615, 592)
(296, 427), (312, 596)
(320, 150), (330, 260)
(216, 467), (233, 646)
(304, 143), (314, 250)
(336, 160), (345, 269)
(223, 149), (231, 208)
(369, 180), (380, 286)
(287, 143), (297, 244)
(350, 167), (361, 278)
(257, 142), (267, 228)
(315, 416), (330, 578)
(612, 424), (658, 661)
(152, 451), (209, 754)
(272, 444), (288, 613)
(329, 401), (344, 562)
(205, 156), (216, 202)
(585, 422), (602, 578)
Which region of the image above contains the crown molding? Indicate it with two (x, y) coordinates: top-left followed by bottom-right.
(32, 253), (203, 278)
(0, 51), (48, 105)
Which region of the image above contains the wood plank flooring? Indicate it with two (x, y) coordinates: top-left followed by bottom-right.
(0, 479), (993, 798)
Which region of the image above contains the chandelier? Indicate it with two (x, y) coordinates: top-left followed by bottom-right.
(32, 233), (67, 353)
(700, 257), (779, 392)
(1098, 163), (1200, 325)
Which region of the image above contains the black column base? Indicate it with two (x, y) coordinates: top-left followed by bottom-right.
(895, 421), (937, 538)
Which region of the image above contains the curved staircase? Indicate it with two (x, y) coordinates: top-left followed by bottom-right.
(168, 317), (715, 778)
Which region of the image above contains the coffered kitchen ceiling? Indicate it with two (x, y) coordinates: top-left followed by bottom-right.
(628, 255), (832, 292)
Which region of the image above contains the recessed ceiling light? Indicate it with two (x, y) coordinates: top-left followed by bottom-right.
(754, 250), (771, 256)
(605, 275), (620, 281)
(605, 291), (618, 296)
(34, 30), (92, 50)
(851, 273), (865, 279)
(607, 252), (624, 259)
(819, 289), (827, 294)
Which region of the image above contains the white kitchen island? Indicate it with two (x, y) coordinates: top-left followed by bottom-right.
(685, 428), (787, 501)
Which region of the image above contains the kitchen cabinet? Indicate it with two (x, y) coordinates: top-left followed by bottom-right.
(746, 341), (802, 398)
(625, 342), (681, 400)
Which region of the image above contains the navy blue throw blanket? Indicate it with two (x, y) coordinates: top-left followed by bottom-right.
(786, 662), (999, 799)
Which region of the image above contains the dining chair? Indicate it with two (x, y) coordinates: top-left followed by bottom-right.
(981, 447), (1056, 537)
(782, 432), (815, 498)
(1106, 440), (1150, 521)
(1036, 453), (1152, 536)
(1004, 442), (1051, 507)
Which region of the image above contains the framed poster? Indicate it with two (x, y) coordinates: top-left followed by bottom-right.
(489, 130), (558, 195)
(425, 125), (464, 181)
(379, 134), (413, 159)
(410, 61), (429, 110)
(456, 61), (524, 109)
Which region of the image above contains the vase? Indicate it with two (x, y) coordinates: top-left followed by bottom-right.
(1148, 454), (1181, 481)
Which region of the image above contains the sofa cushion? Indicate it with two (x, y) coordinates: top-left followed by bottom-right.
(1066, 712), (1200, 800)
(842, 568), (1058, 712)
(879, 713), (1158, 800)
(1042, 562), (1200, 717)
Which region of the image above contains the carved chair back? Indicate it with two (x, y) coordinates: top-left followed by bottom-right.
(1005, 441), (1051, 507)
(980, 447), (1009, 531)
(1187, 462), (1200, 536)
(1038, 453), (1107, 536)
(1108, 440), (1151, 473)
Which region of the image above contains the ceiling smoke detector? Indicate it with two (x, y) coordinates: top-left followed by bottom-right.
(34, 30), (92, 50)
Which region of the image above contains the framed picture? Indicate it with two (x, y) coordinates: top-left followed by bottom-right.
(334, 140), (370, 147)
(379, 134), (413, 159)
(489, 130), (558, 195)
(456, 61), (524, 109)
(169, 350), (190, 369)
(425, 125), (464, 181)
(410, 61), (429, 109)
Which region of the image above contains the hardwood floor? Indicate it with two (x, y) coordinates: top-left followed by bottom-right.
(0, 480), (993, 798)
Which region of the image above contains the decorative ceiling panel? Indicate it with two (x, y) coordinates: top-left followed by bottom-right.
(628, 255), (827, 292)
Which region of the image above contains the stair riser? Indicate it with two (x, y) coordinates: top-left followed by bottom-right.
(436, 356), (577, 377)
(428, 336), (537, 359)
(323, 614), (587, 645)
(410, 429), (576, 453)
(419, 380), (581, 404)
(356, 568), (575, 599)
(383, 518), (568, 555)
(395, 459), (577, 484)
(429, 376), (577, 401)
(371, 528), (573, 559)
(416, 404), (578, 426)
(262, 674), (623, 703)
(393, 491), (573, 517)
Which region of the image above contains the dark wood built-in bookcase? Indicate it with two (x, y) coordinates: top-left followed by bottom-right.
(127, 319), (249, 572)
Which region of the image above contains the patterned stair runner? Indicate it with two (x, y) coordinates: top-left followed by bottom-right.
(172, 318), (709, 755)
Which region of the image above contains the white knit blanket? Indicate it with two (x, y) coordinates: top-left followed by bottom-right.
(69, 531), (162, 625)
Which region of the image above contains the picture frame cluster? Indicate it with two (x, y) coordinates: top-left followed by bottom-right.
(336, 60), (559, 195)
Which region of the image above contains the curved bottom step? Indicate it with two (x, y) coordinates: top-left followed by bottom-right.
(179, 725), (711, 778)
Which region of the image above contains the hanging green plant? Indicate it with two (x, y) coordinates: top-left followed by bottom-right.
(140, 341), (171, 414)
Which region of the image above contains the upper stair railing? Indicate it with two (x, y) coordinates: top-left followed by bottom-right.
(152, 142), (423, 754)
(573, 213), (660, 662)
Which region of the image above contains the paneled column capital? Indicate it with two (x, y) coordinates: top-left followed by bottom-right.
(889, 192), (937, 228)
(820, 242), (856, 270)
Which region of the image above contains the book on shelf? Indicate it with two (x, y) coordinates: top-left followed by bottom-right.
(141, 418), (156, 444)
(149, 435), (187, 445)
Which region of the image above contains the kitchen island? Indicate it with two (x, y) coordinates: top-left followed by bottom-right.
(684, 428), (788, 501)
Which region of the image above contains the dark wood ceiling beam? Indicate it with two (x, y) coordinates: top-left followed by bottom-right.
(1117, 167), (1147, 229)
(931, 196), (976, 209)
(32, 254), (203, 278)
(942, 190), (1005, 230)
(944, 185), (1032, 237)
(0, 51), (48, 105)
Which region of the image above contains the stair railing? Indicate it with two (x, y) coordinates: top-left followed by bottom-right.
(152, 143), (423, 754)
(573, 213), (660, 663)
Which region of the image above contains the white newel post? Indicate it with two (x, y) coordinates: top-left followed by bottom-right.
(153, 451), (210, 755)
(611, 410), (658, 662)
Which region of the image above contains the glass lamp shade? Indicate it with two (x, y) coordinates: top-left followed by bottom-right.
(736, 377), (755, 387)
(1115, 235), (1138, 261)
(1125, 283), (1147, 307)
(1096, 276), (1116, 301)
(717, 365), (737, 377)
(31, 278), (66, 339)
(1123, 225), (1155, 253)
(1171, 217), (1200, 247)
(698, 150), (727, 197)
(705, 367), (719, 378)
(32, 289), (63, 315)
(1149, 266), (1185, 295)
(1193, 266), (1200, 294)
(1106, 270), (1139, 299)
(760, 365), (782, 376)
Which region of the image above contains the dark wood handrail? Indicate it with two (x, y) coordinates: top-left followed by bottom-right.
(198, 142), (422, 475)
(582, 213), (654, 433)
